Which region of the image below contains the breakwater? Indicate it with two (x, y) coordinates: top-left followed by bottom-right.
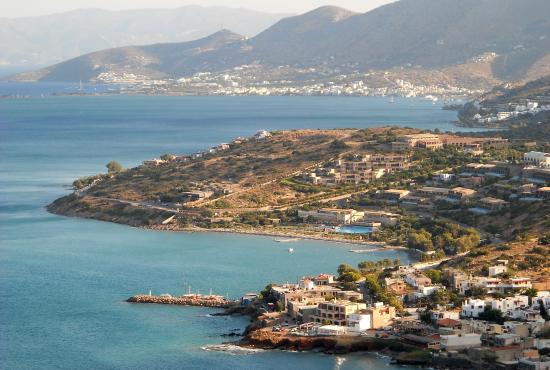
(126, 294), (236, 308)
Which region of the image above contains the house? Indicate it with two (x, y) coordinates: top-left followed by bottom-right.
(254, 130), (272, 139)
(524, 151), (550, 169)
(489, 265), (507, 277)
(491, 296), (529, 315)
(311, 301), (367, 326)
(431, 310), (461, 321)
(437, 318), (462, 330)
(462, 299), (487, 318)
(385, 277), (409, 295)
(240, 293), (258, 306)
(347, 312), (372, 333)
(314, 274), (335, 286)
(449, 187), (477, 201)
(494, 334), (522, 346)
(142, 158), (167, 166)
(363, 302), (397, 329)
(459, 176), (484, 188)
(433, 173), (455, 183)
(413, 285), (444, 299)
(405, 273), (432, 288)
(417, 186), (450, 198)
(380, 189), (410, 202)
(480, 197), (509, 212)
(181, 191), (213, 201)
(440, 333), (482, 350)
(287, 300), (323, 321)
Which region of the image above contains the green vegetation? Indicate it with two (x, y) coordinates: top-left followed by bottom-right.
(106, 160), (124, 173)
(258, 284), (283, 311)
(337, 262), (403, 312)
(280, 178), (323, 194)
(477, 307), (504, 324)
(369, 215), (480, 259)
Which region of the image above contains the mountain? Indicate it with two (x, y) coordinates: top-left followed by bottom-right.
(10, 0), (550, 84)
(0, 6), (288, 67)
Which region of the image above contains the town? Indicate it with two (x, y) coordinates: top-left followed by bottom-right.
(51, 126), (550, 369)
(95, 64), (484, 100)
(238, 259), (550, 369)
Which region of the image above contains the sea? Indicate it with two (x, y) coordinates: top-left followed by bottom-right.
(1, 84), (467, 369)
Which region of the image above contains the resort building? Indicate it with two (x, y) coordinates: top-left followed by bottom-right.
(524, 151), (550, 168)
(297, 208), (364, 225)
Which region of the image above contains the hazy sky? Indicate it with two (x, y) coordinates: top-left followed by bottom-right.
(1, 0), (396, 18)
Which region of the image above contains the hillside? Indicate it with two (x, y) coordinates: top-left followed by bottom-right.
(9, 0), (550, 85)
(458, 75), (550, 127)
(0, 6), (288, 68)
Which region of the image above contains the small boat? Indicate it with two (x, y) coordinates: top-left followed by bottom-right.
(388, 96), (395, 103)
(274, 238), (299, 243)
(288, 248), (294, 253)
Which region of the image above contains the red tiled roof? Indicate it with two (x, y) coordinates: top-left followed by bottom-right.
(437, 318), (461, 327)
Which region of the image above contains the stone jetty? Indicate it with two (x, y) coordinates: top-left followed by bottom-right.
(126, 293), (235, 308)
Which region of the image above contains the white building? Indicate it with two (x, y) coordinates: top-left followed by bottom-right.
(524, 151), (550, 169)
(491, 296), (529, 313)
(489, 265), (507, 277)
(317, 325), (347, 336)
(347, 313), (372, 333)
(462, 299), (487, 318)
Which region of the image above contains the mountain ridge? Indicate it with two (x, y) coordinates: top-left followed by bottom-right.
(9, 0), (550, 86)
(0, 6), (289, 67)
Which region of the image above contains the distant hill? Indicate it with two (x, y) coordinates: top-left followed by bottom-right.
(10, 0), (550, 84)
(0, 6), (288, 67)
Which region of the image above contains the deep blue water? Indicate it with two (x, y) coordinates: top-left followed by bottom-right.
(0, 88), (459, 369)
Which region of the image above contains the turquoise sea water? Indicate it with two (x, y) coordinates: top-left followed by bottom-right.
(0, 90), (460, 369)
(336, 226), (374, 234)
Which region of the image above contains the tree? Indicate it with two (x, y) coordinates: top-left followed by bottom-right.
(106, 160), (124, 173)
(425, 269), (442, 284)
(337, 263), (358, 276)
(160, 153), (172, 161)
(478, 307), (504, 324)
(539, 300), (550, 321)
(408, 229), (433, 251)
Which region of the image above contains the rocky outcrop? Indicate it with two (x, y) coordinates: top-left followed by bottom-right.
(241, 329), (411, 354)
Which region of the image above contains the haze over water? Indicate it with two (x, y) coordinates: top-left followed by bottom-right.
(0, 91), (460, 369)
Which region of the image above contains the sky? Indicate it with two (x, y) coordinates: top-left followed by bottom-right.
(1, 0), (396, 18)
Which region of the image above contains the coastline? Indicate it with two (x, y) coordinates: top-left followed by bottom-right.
(46, 198), (409, 249)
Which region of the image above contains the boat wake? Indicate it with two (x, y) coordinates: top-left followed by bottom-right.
(201, 344), (264, 355)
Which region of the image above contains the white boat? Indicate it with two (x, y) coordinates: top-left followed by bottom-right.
(274, 238), (299, 243)
(288, 248), (294, 253)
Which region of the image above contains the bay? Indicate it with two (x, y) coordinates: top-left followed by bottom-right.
(0, 90), (459, 369)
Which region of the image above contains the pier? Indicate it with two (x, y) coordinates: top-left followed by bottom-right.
(126, 293), (236, 308)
